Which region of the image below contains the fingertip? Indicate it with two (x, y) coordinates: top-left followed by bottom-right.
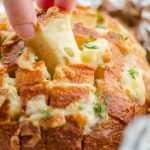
(55, 0), (76, 13)
(36, 0), (54, 9)
(14, 24), (35, 40)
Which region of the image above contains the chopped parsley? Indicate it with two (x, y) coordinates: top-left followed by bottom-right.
(83, 42), (99, 49)
(41, 108), (52, 118)
(3, 61), (11, 65)
(104, 95), (110, 103)
(93, 104), (108, 119)
(79, 104), (85, 110)
(8, 83), (15, 86)
(96, 24), (106, 29)
(34, 58), (39, 62)
(9, 93), (15, 100)
(111, 30), (128, 40)
(96, 92), (100, 99)
(16, 52), (22, 57)
(96, 9), (103, 21)
(128, 69), (139, 79)
(117, 32), (128, 40)
(89, 35), (95, 40)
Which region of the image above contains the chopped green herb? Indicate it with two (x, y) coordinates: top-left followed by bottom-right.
(35, 58), (39, 62)
(96, 24), (106, 29)
(100, 111), (108, 119)
(104, 95), (110, 103)
(89, 35), (95, 40)
(16, 52), (22, 57)
(117, 32), (128, 40)
(96, 9), (103, 21)
(8, 83), (15, 86)
(128, 69), (139, 79)
(111, 30), (128, 40)
(95, 92), (100, 99)
(41, 108), (52, 118)
(3, 61), (11, 65)
(83, 42), (99, 49)
(9, 93), (15, 100)
(93, 104), (108, 119)
(79, 104), (85, 110)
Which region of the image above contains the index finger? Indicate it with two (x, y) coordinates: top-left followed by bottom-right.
(2, 0), (37, 39)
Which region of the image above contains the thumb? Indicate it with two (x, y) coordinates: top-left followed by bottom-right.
(3, 0), (37, 40)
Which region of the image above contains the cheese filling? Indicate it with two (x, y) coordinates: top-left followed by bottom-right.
(121, 54), (146, 105)
(3, 74), (21, 119)
(81, 38), (113, 68)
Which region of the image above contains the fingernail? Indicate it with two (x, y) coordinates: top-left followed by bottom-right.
(14, 24), (35, 40)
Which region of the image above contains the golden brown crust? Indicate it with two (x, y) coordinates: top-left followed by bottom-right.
(50, 86), (90, 108)
(19, 120), (45, 150)
(47, 116), (83, 150)
(99, 68), (148, 123)
(0, 99), (10, 124)
(145, 77), (150, 105)
(72, 6), (97, 28)
(104, 92), (135, 123)
(20, 83), (49, 109)
(84, 119), (125, 150)
(105, 31), (129, 54)
(73, 6), (96, 18)
(0, 66), (7, 87)
(16, 68), (45, 90)
(54, 64), (96, 84)
(73, 23), (101, 49)
(0, 122), (18, 150)
(16, 61), (48, 90)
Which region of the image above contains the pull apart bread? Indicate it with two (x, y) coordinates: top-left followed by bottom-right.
(0, 6), (150, 150)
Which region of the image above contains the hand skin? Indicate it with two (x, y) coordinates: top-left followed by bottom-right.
(2, 0), (76, 40)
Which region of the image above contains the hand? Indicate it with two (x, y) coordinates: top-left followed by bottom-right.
(2, 0), (76, 40)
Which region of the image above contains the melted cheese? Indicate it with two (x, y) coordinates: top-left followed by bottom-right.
(121, 54), (146, 105)
(27, 7), (81, 74)
(26, 95), (49, 120)
(52, 88), (100, 134)
(17, 48), (37, 70)
(3, 74), (21, 119)
(42, 64), (51, 80)
(74, 93), (100, 134)
(81, 38), (113, 68)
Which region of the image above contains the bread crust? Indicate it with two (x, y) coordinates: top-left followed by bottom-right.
(0, 99), (10, 124)
(20, 83), (49, 109)
(0, 122), (18, 150)
(47, 116), (83, 150)
(50, 86), (90, 108)
(19, 120), (46, 150)
(54, 64), (96, 84)
(84, 119), (125, 150)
